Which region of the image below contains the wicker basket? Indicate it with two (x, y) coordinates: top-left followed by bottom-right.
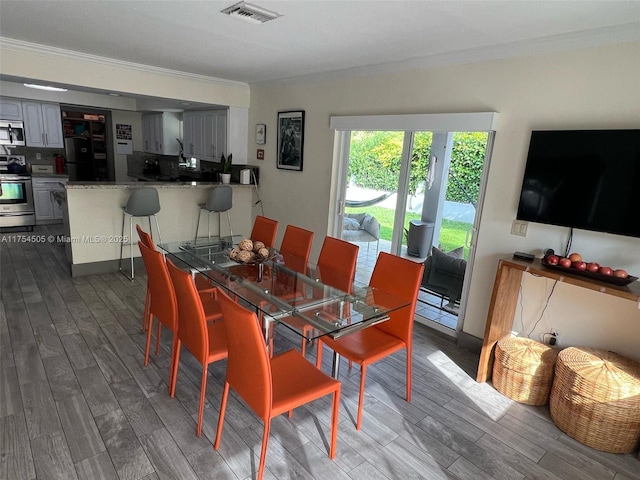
(550, 347), (640, 454)
(492, 336), (558, 406)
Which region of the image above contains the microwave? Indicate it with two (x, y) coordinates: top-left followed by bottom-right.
(0, 120), (26, 146)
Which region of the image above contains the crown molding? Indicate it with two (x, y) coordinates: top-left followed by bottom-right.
(0, 37), (249, 89)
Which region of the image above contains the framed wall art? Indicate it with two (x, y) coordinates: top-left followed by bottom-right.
(256, 124), (266, 145)
(277, 110), (304, 171)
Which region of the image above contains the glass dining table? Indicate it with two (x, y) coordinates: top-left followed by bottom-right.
(159, 235), (411, 377)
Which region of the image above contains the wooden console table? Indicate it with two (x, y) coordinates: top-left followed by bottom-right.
(477, 257), (640, 382)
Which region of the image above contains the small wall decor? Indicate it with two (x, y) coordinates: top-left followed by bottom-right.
(256, 124), (266, 145)
(277, 110), (304, 171)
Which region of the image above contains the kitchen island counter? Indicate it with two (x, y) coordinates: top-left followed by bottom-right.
(66, 180), (255, 188)
(64, 182), (257, 276)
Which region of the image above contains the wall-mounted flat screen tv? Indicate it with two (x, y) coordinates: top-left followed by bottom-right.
(516, 129), (640, 238)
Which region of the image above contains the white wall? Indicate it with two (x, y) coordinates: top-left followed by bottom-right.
(248, 41), (640, 360)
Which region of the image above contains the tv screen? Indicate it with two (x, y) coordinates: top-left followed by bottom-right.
(516, 129), (640, 238)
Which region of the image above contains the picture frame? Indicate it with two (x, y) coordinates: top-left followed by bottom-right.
(256, 123), (266, 145)
(277, 110), (304, 171)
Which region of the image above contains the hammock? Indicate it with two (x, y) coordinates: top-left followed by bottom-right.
(345, 192), (394, 208)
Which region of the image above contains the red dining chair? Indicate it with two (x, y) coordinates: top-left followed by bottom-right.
(250, 215), (279, 247)
(167, 259), (228, 437)
(263, 225), (315, 352)
(137, 224), (153, 332)
(138, 241), (178, 374)
(315, 252), (424, 430)
(280, 236), (359, 356)
(214, 291), (340, 480)
(138, 223), (219, 307)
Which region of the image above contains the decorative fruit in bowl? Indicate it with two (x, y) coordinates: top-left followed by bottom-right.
(558, 257), (572, 268)
(545, 254), (559, 265)
(585, 262), (600, 273)
(599, 266), (613, 276)
(568, 252), (582, 262)
(614, 269), (628, 278)
(572, 261), (586, 271)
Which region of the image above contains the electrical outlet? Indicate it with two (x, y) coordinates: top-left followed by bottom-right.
(551, 328), (560, 337)
(511, 220), (528, 236)
(35, 153), (41, 160)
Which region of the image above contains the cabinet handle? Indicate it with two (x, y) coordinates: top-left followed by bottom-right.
(45, 133), (48, 145)
(42, 133), (46, 144)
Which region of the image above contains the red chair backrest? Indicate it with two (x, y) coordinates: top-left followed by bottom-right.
(369, 252), (424, 343)
(136, 224), (154, 249)
(166, 259), (210, 365)
(251, 215), (279, 247)
(316, 236), (359, 294)
(279, 225), (314, 262)
(138, 241), (177, 331)
(218, 290), (272, 419)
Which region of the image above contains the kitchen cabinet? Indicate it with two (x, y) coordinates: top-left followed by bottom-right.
(33, 176), (68, 224)
(142, 112), (180, 155)
(0, 98), (23, 120)
(203, 110), (227, 161)
(182, 111), (204, 158)
(183, 109), (227, 161)
(22, 102), (64, 148)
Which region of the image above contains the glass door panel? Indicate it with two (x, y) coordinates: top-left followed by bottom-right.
(343, 131), (404, 259)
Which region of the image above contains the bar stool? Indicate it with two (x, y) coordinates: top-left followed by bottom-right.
(195, 185), (233, 242)
(119, 188), (162, 280)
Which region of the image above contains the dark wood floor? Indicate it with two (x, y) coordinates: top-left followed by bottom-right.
(2, 225), (639, 480)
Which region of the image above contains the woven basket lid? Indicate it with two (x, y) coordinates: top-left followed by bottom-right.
(496, 337), (558, 376)
(557, 347), (640, 402)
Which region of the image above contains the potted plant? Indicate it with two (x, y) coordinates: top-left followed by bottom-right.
(220, 153), (232, 184)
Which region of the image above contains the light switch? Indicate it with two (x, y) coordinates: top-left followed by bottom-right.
(511, 220), (528, 236)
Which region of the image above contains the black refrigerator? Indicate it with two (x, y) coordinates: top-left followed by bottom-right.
(64, 137), (94, 181)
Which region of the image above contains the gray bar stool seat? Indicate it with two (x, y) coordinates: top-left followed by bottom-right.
(195, 185), (233, 242)
(119, 188), (162, 280)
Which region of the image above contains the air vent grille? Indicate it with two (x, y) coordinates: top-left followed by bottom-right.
(221, 1), (281, 24)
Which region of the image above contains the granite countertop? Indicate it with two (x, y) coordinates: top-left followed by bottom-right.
(31, 173), (70, 178)
(66, 181), (253, 189)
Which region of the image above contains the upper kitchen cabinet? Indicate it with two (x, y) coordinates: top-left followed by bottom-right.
(22, 102), (64, 148)
(182, 111), (205, 158)
(183, 109), (228, 162)
(142, 112), (180, 155)
(0, 98), (23, 120)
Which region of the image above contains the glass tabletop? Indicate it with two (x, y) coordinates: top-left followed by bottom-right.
(159, 237), (411, 341)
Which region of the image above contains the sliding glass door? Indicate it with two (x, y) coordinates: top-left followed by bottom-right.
(332, 114), (495, 335)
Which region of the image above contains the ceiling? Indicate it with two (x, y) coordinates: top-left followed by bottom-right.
(1, 1), (640, 105)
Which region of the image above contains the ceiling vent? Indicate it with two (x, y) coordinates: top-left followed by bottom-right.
(221, 1), (281, 24)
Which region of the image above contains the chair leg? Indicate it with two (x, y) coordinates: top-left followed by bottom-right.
(258, 419), (271, 480)
(168, 336), (179, 394)
(155, 321), (162, 355)
(144, 316), (154, 366)
(143, 287), (151, 332)
(118, 212), (126, 275)
(356, 363), (367, 430)
(129, 216), (135, 279)
(315, 340), (323, 369)
(329, 387), (340, 459)
(196, 365), (207, 437)
(214, 382), (230, 450)
(169, 340), (181, 397)
(406, 345), (412, 402)
(194, 208), (204, 243)
(225, 210), (233, 237)
(119, 213), (135, 281)
(152, 214), (162, 246)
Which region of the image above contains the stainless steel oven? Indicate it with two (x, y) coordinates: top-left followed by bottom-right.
(0, 155), (35, 229)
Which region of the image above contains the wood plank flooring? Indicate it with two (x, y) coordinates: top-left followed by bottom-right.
(1, 225), (639, 480)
